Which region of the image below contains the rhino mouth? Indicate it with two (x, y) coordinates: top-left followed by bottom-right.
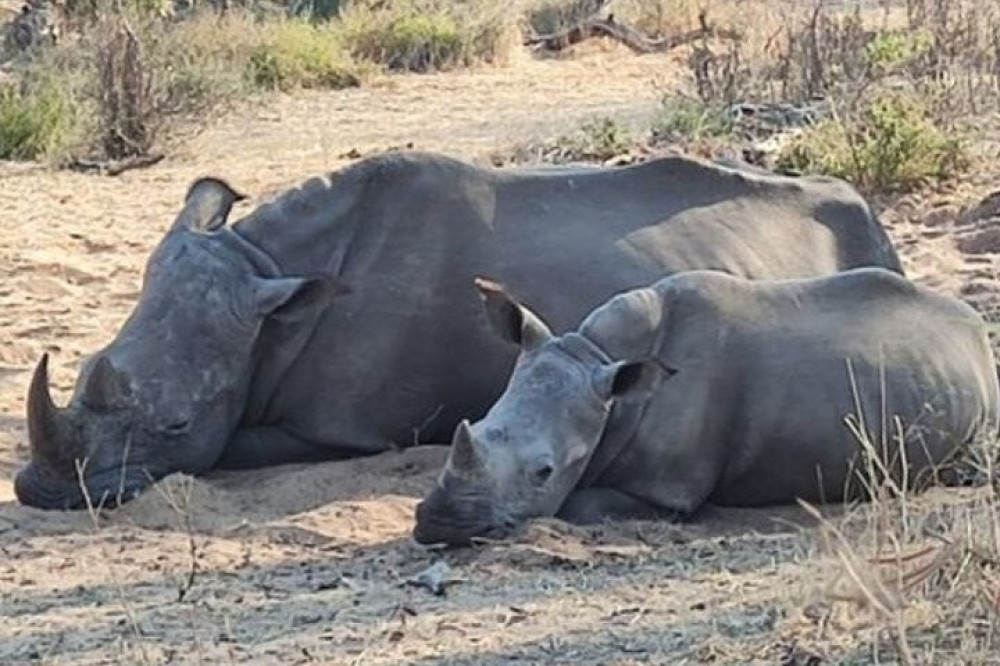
(412, 496), (516, 546)
(14, 462), (156, 511)
(412, 517), (514, 546)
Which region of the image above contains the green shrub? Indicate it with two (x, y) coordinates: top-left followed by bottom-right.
(523, 0), (601, 36)
(0, 79), (79, 160)
(776, 93), (969, 193)
(340, 0), (514, 72)
(653, 96), (733, 141)
(248, 20), (364, 91)
(0, 9), (284, 162)
(865, 30), (933, 74)
(553, 117), (636, 162)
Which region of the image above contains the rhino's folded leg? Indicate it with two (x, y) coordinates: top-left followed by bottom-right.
(557, 487), (688, 525)
(214, 426), (339, 470)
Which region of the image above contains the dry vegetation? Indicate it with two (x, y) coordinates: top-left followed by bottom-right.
(500, 0), (1000, 196)
(1, 0), (1000, 663)
(0, 0), (521, 162)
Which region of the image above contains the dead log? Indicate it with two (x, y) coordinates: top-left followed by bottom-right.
(68, 152), (165, 176)
(526, 9), (741, 55)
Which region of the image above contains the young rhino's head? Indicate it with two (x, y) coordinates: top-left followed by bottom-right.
(413, 279), (674, 546)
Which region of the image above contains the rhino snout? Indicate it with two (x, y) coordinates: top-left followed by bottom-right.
(14, 461), (153, 511)
(14, 463), (83, 511)
(412, 490), (495, 546)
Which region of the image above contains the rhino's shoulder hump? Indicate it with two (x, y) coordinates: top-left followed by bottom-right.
(648, 270), (751, 312)
(236, 151), (495, 230)
(348, 150), (495, 187)
(579, 271), (742, 355)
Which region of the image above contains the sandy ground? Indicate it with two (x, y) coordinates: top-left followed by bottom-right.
(1, 41), (1000, 664)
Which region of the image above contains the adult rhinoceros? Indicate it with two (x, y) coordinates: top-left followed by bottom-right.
(16, 151), (903, 510)
(413, 270), (999, 545)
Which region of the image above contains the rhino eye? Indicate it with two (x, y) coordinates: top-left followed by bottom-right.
(532, 464), (554, 486)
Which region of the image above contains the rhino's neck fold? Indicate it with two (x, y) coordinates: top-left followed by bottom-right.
(224, 228), (283, 278)
(559, 332), (614, 366)
(566, 331), (652, 490)
(231, 166), (374, 280)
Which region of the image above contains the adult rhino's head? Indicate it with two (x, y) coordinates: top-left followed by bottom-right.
(15, 178), (345, 510)
(413, 279), (674, 546)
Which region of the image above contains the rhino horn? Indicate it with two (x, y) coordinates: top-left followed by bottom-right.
(81, 356), (132, 412)
(450, 419), (484, 474)
(26, 354), (79, 469)
(174, 176), (247, 233)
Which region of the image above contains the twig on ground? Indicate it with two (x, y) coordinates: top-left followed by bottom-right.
(68, 152), (165, 176)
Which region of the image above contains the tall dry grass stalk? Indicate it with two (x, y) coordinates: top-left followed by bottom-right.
(802, 361), (1000, 663)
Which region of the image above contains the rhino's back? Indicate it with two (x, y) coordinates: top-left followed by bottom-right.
(689, 268), (997, 504)
(591, 268), (997, 507)
(245, 152), (904, 452)
(490, 155), (901, 321)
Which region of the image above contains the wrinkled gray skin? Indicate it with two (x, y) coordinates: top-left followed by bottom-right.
(413, 269), (1000, 545)
(16, 151), (904, 510)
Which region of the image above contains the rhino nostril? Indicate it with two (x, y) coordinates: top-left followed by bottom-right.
(162, 420), (191, 435)
(532, 463), (554, 486)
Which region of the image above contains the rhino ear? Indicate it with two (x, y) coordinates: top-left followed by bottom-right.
(449, 420), (485, 475)
(81, 356), (133, 412)
(593, 359), (676, 403)
(250, 275), (349, 321)
(173, 177), (247, 233)
(474, 277), (552, 351)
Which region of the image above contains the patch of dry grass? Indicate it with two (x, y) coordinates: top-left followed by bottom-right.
(494, 116), (639, 165)
(0, 6), (373, 161)
(796, 374), (1000, 664)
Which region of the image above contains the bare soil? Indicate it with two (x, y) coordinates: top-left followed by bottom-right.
(1, 44), (999, 665)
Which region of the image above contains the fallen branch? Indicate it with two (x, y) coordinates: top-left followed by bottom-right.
(526, 9), (741, 54)
(68, 152), (164, 176)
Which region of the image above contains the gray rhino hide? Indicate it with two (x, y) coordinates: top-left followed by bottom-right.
(232, 152), (901, 460)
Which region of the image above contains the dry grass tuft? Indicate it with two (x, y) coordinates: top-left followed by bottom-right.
(799, 373), (1000, 664)
(500, 0), (995, 195)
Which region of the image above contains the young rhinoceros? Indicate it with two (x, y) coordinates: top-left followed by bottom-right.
(413, 270), (1000, 545)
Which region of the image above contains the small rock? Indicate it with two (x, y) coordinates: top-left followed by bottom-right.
(960, 191), (1000, 224)
(921, 206), (956, 228)
(957, 228), (1000, 254)
(405, 561), (462, 597)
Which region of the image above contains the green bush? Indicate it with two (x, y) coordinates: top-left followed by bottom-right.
(776, 93), (969, 193)
(248, 21), (364, 91)
(0, 78), (81, 160)
(653, 96), (733, 141)
(340, 1), (514, 72)
(865, 30), (933, 74)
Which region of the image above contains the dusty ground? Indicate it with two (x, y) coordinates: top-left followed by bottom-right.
(1, 39), (1000, 664)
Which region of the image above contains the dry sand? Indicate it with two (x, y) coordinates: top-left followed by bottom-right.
(1, 43), (999, 664)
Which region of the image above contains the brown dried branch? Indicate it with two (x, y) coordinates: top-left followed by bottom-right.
(526, 8), (741, 55)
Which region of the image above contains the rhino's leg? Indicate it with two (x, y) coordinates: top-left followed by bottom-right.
(557, 487), (688, 525)
(214, 426), (341, 470)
